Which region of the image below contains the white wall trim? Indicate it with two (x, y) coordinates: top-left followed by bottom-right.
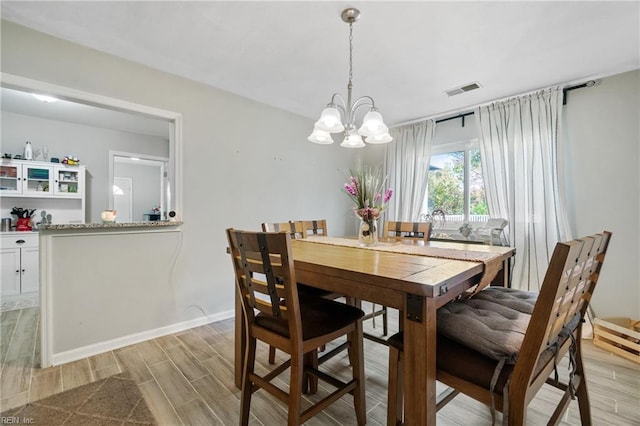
(50, 310), (234, 366)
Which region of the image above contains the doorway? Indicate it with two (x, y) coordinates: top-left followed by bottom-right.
(113, 177), (133, 223)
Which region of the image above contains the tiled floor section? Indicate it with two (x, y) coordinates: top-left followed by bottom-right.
(1, 305), (639, 425)
(0, 294), (39, 313)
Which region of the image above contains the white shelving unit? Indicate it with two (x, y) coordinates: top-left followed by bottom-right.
(1, 159), (86, 224)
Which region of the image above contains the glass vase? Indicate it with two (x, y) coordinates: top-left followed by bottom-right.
(358, 217), (378, 247)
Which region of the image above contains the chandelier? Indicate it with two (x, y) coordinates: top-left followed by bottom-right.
(308, 8), (392, 148)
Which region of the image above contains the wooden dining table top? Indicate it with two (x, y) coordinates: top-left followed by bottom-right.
(291, 237), (514, 301)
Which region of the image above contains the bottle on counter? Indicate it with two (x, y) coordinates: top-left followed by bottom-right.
(24, 141), (33, 160)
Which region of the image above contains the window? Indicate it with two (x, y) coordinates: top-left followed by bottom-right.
(425, 143), (487, 223)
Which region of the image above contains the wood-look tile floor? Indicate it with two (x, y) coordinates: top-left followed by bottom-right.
(1, 305), (638, 425)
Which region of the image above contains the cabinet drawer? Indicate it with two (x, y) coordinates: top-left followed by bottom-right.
(0, 234), (39, 249)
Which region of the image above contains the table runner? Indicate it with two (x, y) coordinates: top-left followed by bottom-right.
(302, 236), (503, 296)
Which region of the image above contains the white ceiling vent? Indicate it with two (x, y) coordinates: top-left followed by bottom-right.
(445, 82), (482, 97)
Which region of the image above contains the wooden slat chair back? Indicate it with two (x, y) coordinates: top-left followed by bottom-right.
(501, 231), (611, 423)
(263, 220), (342, 368)
(227, 229), (366, 425)
(386, 231), (612, 426)
(301, 219), (328, 236)
(229, 230), (296, 325)
(383, 221), (431, 243)
(261, 221), (307, 239)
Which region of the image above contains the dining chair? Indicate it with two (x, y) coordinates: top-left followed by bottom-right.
(262, 221), (308, 365)
(387, 231), (611, 426)
(382, 220), (431, 243)
(301, 219), (328, 236)
(262, 221), (307, 239)
(262, 221), (346, 371)
(226, 229), (366, 425)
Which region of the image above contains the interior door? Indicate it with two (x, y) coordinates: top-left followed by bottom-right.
(113, 177), (133, 223)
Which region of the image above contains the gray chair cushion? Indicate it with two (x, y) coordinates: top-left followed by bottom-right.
(437, 296), (530, 362)
(473, 287), (537, 314)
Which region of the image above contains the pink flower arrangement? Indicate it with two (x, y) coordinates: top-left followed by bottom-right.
(343, 163), (393, 221)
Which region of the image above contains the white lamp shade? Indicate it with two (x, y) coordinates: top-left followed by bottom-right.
(314, 107), (345, 133)
(365, 132), (393, 144)
(340, 132), (366, 148)
(308, 128), (334, 144)
(358, 110), (388, 137)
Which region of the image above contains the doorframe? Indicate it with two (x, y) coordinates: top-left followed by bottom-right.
(108, 151), (169, 220)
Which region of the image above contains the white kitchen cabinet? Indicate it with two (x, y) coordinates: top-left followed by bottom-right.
(0, 233), (39, 295)
(22, 163), (54, 196)
(0, 248), (21, 295)
(0, 162), (22, 194)
(0, 161), (53, 195)
(0, 160), (85, 200)
(53, 165), (83, 198)
(1, 160), (86, 224)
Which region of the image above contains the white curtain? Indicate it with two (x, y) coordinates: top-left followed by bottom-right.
(384, 120), (436, 221)
(475, 88), (571, 291)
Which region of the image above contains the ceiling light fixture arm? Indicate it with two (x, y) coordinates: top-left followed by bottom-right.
(349, 96), (376, 123)
(327, 93), (376, 129)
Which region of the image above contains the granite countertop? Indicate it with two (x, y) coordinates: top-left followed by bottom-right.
(39, 221), (183, 230)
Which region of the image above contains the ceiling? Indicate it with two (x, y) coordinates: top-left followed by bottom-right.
(1, 87), (170, 137)
(1, 1), (639, 127)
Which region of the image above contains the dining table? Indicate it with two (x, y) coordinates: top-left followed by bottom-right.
(233, 236), (515, 425)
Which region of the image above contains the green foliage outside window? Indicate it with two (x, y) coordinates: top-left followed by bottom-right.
(427, 149), (487, 217)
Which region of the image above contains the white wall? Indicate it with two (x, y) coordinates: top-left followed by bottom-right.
(1, 21), (357, 329)
(563, 70), (639, 319)
(1, 111), (169, 222)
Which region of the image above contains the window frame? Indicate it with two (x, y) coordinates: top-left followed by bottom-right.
(426, 138), (483, 222)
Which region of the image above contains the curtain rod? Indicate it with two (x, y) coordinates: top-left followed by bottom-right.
(393, 80), (597, 129)
(436, 111), (474, 127)
(562, 80), (596, 105)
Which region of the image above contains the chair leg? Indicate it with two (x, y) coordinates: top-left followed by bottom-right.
(387, 345), (403, 426)
(372, 303), (378, 328)
(574, 338), (592, 425)
(382, 306), (388, 336)
(240, 337), (257, 426)
(350, 321), (367, 425)
(268, 345), (276, 364)
(506, 390), (526, 426)
(288, 348), (305, 425)
(303, 349), (319, 394)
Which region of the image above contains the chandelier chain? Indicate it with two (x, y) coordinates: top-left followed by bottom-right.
(348, 22), (354, 87)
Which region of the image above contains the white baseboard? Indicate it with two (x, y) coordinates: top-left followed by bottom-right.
(51, 309), (234, 366)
